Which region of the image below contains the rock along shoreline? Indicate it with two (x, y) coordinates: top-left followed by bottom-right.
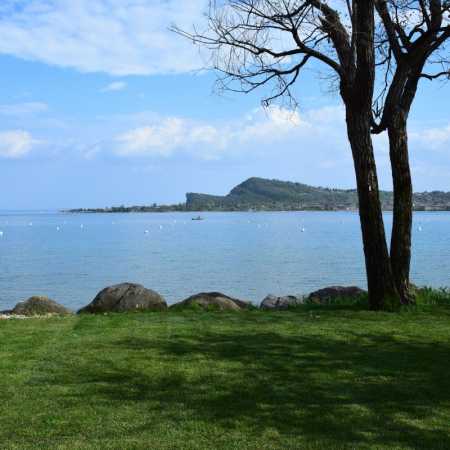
(0, 283), (368, 319)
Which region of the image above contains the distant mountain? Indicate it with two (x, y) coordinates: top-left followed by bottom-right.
(69, 177), (450, 213)
(186, 177), (450, 211)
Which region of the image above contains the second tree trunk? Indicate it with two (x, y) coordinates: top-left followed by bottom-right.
(388, 112), (414, 304)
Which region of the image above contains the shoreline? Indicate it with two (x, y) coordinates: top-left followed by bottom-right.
(2, 284), (445, 319)
(63, 208), (450, 213)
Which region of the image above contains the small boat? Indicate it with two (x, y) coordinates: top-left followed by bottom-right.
(192, 216), (204, 221)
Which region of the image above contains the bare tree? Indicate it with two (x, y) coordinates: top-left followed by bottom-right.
(372, 0), (450, 302)
(174, 0), (450, 310)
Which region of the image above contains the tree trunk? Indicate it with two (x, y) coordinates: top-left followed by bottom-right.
(388, 112), (415, 304)
(341, 0), (400, 310)
(346, 112), (400, 310)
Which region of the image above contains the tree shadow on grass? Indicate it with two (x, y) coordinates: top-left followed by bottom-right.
(38, 326), (450, 449)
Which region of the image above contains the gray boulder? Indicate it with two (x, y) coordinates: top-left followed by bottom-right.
(11, 296), (73, 316)
(307, 286), (366, 304)
(171, 292), (250, 311)
(260, 294), (305, 310)
(78, 283), (167, 314)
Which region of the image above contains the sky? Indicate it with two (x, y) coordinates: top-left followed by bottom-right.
(0, 0), (449, 209)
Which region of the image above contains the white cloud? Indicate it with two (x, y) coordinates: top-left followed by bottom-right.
(0, 0), (206, 76)
(238, 107), (304, 144)
(0, 102), (48, 116)
(115, 117), (225, 159)
(116, 118), (186, 157)
(101, 81), (127, 92)
(113, 105), (346, 161)
(0, 130), (36, 159)
(411, 123), (450, 149)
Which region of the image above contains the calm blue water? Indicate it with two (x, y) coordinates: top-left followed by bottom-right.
(0, 211), (449, 310)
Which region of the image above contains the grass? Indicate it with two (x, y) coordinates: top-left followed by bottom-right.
(1, 293), (450, 449)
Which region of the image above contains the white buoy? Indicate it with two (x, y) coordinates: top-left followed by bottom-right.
(0, 231), (3, 237)
(159, 225), (163, 230)
(418, 226), (423, 232)
(56, 226), (60, 232)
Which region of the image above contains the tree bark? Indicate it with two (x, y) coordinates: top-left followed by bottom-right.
(338, 1), (400, 310)
(388, 112), (415, 304)
(346, 111), (400, 310)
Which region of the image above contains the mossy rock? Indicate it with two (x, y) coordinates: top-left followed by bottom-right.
(171, 292), (251, 311)
(11, 296), (73, 316)
(78, 283), (167, 314)
(306, 286), (367, 305)
(260, 294), (305, 310)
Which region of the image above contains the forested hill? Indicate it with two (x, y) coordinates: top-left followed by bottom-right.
(185, 177), (450, 211)
(69, 177), (450, 212)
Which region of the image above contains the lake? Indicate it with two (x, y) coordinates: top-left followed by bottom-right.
(0, 211), (449, 311)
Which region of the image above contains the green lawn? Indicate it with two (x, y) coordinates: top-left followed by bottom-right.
(1, 300), (450, 449)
